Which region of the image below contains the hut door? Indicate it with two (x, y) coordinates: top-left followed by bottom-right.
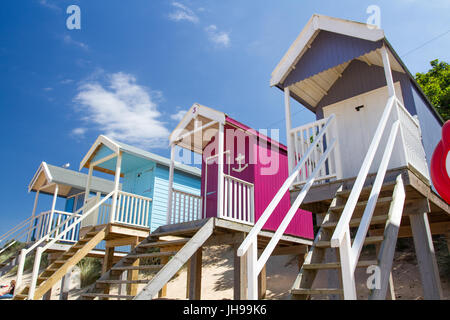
(204, 151), (230, 219)
(323, 82), (404, 179)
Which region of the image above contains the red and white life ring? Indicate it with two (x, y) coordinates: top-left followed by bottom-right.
(430, 120), (450, 204)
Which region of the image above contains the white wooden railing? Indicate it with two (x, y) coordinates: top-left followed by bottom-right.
(0, 215), (35, 252)
(34, 210), (82, 243)
(290, 114), (342, 186)
(330, 96), (408, 299)
(24, 190), (116, 299)
(113, 190), (152, 228)
(237, 115), (338, 299)
(222, 174), (255, 224)
(169, 189), (202, 224)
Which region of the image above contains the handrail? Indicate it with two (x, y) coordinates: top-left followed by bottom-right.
(0, 215), (34, 245)
(237, 114), (336, 257)
(330, 95), (412, 299)
(256, 138), (337, 273)
(0, 240), (17, 256)
(27, 190), (116, 299)
(330, 96), (396, 247)
(223, 174), (254, 187)
(14, 193), (109, 295)
(236, 115), (337, 300)
(117, 190), (153, 202)
(42, 191), (114, 252)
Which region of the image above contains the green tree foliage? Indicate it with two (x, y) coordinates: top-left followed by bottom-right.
(415, 59), (450, 121)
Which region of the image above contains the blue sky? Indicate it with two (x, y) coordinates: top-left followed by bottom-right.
(0, 0), (449, 234)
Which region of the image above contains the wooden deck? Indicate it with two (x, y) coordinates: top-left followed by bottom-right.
(292, 166), (450, 238)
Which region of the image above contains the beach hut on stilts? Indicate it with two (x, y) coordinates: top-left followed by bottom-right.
(81, 104), (314, 300)
(237, 14), (449, 300)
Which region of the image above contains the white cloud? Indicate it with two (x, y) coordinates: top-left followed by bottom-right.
(205, 25), (230, 47)
(43, 87), (53, 91)
(168, 2), (199, 23)
(171, 109), (187, 121)
(63, 35), (88, 51)
(74, 72), (170, 148)
(38, 0), (60, 11)
(71, 127), (86, 137)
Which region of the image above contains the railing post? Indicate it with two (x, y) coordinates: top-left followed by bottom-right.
(331, 118), (343, 180)
(27, 190), (40, 243)
(339, 229), (357, 300)
(167, 144), (175, 225)
(110, 152), (122, 224)
(47, 185), (59, 236)
(247, 239), (258, 300)
(14, 249), (26, 295)
(380, 45), (396, 98)
(217, 123), (225, 219)
(29, 246), (43, 300)
(284, 87), (295, 175)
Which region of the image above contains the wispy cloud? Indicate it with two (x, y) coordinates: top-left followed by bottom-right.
(71, 127), (86, 137)
(60, 79), (74, 85)
(205, 25), (230, 47)
(170, 109), (187, 121)
(168, 2), (199, 23)
(63, 35), (89, 51)
(38, 0), (60, 11)
(73, 72), (170, 148)
(43, 87), (53, 91)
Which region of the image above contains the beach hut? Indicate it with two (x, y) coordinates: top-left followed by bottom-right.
(168, 104), (314, 239)
(13, 136), (201, 300)
(81, 105), (314, 301)
(237, 14), (449, 300)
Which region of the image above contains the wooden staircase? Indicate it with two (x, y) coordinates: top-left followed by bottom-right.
(13, 226), (107, 300)
(291, 182), (399, 299)
(0, 248), (24, 276)
(81, 219), (214, 300)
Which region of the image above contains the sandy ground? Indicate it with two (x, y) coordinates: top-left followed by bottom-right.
(1, 244), (449, 300)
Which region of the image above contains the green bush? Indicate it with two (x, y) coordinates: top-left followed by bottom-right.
(77, 257), (102, 287)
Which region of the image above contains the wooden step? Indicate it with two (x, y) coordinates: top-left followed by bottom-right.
(126, 251), (177, 259)
(13, 294), (28, 300)
(291, 288), (343, 295)
(336, 181), (396, 198)
(150, 227), (199, 238)
(139, 238), (190, 248)
(97, 279), (149, 285)
(321, 215), (388, 229)
(315, 236), (384, 248)
(330, 197), (392, 213)
(302, 260), (378, 270)
(81, 293), (134, 300)
(111, 265), (164, 271)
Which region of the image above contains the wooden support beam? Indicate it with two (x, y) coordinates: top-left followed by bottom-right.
(127, 237), (140, 297)
(43, 254), (58, 300)
(233, 233), (246, 300)
(410, 212), (443, 300)
(59, 268), (73, 300)
(187, 248), (203, 300)
(258, 264), (267, 300)
(105, 237), (143, 248)
(101, 246), (115, 299)
(369, 221), (450, 238)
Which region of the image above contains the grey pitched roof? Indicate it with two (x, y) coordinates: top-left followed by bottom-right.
(29, 162), (116, 195)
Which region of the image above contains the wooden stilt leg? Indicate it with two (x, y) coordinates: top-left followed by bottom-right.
(188, 248), (202, 300)
(127, 237), (140, 297)
(258, 264), (267, 299)
(102, 246), (115, 299)
(410, 212), (443, 300)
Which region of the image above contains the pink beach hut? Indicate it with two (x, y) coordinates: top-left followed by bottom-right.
(168, 103), (313, 240)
